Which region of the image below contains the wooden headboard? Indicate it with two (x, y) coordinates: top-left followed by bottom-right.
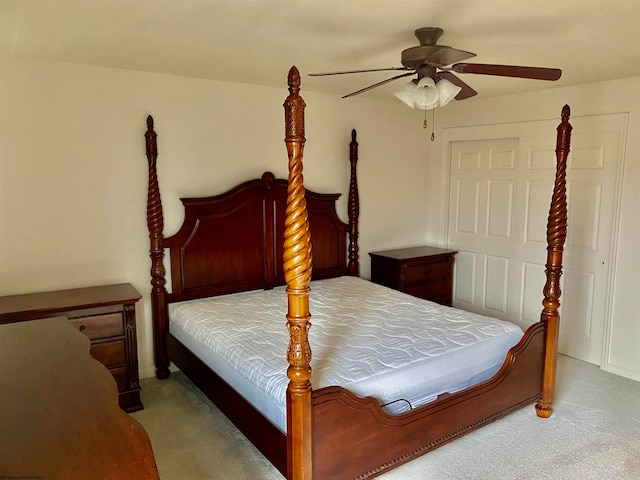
(144, 117), (360, 377)
(164, 172), (356, 299)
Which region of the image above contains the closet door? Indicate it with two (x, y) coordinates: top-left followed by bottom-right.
(517, 119), (623, 365)
(447, 115), (623, 366)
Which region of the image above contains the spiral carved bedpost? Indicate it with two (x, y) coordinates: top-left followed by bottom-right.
(145, 116), (170, 380)
(348, 129), (360, 276)
(283, 66), (313, 480)
(535, 105), (572, 418)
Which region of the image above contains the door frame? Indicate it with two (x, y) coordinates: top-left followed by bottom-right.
(439, 113), (627, 372)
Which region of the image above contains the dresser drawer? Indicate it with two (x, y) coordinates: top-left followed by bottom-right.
(69, 313), (124, 340)
(90, 340), (126, 367)
(404, 261), (449, 284)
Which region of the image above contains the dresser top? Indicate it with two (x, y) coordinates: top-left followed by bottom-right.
(369, 245), (457, 261)
(0, 283), (141, 319)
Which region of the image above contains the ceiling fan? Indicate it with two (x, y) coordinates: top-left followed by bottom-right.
(309, 27), (562, 101)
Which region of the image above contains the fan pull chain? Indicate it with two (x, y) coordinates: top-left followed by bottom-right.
(431, 108), (435, 141)
(422, 109), (436, 141)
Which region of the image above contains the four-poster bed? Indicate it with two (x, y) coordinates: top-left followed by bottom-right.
(144, 66), (572, 479)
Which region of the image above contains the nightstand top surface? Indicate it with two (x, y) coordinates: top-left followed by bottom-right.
(369, 245), (457, 261)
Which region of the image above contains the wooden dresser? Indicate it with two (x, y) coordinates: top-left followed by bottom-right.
(0, 317), (159, 479)
(369, 246), (457, 306)
(0, 283), (143, 412)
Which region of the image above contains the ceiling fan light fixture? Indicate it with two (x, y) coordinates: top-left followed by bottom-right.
(413, 77), (439, 109)
(436, 78), (462, 106)
(311, 26), (562, 105)
(394, 81), (417, 108)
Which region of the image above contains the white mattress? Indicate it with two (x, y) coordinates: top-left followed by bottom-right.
(169, 276), (523, 433)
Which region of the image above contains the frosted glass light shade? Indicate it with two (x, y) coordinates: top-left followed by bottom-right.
(436, 78), (462, 106)
(394, 81), (417, 108)
(413, 77), (439, 110)
(394, 76), (460, 110)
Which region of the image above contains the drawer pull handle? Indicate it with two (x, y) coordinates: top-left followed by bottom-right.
(79, 325), (87, 332)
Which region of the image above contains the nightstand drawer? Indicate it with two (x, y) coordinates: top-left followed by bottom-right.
(404, 280), (450, 301)
(90, 340), (126, 367)
(69, 313), (124, 340)
(404, 261), (449, 284)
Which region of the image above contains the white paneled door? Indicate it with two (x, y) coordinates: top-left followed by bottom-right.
(447, 115), (624, 366)
(448, 138), (518, 319)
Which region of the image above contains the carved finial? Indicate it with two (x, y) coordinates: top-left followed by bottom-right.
(556, 104), (573, 153)
(351, 129), (357, 141)
(261, 171), (275, 190)
(145, 115), (157, 156)
(284, 66), (306, 142)
(288, 66), (301, 93)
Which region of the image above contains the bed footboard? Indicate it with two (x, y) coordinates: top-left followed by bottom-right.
(311, 322), (545, 479)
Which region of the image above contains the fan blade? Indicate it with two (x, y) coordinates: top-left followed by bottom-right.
(428, 46), (476, 67)
(437, 72), (478, 100)
(451, 63), (562, 81)
(342, 71), (416, 98)
(309, 67), (411, 76)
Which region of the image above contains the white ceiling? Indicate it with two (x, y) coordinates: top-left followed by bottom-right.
(2, 0), (639, 101)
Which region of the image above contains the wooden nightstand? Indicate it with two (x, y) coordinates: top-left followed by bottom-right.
(369, 246), (457, 306)
(0, 283), (143, 412)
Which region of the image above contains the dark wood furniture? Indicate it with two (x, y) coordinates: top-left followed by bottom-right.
(0, 317), (159, 479)
(0, 283), (143, 412)
(144, 66), (572, 480)
(369, 246), (457, 305)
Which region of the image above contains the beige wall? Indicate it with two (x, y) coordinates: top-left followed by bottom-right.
(3, 56), (638, 382)
(426, 77), (640, 381)
(0, 57), (430, 378)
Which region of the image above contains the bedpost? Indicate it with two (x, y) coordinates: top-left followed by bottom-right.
(145, 115), (170, 380)
(535, 105), (572, 418)
(283, 66), (313, 479)
(348, 129), (360, 276)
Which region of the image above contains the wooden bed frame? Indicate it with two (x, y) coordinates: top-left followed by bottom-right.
(144, 66), (572, 480)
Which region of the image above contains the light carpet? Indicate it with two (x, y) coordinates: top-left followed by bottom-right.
(132, 355), (640, 479)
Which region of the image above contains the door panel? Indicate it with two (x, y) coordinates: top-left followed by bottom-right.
(483, 254), (509, 314)
(520, 262), (546, 324)
(454, 250), (476, 306)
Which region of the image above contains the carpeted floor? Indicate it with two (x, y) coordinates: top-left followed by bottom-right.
(132, 355), (640, 479)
